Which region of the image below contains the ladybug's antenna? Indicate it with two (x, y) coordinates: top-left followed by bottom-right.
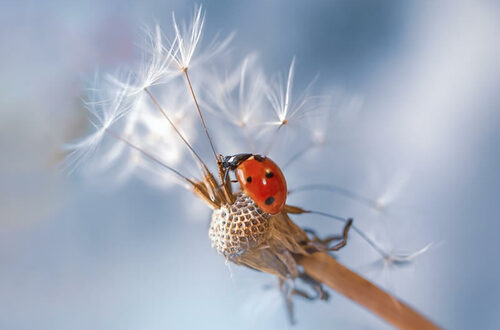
(144, 88), (209, 172)
(182, 68), (218, 162)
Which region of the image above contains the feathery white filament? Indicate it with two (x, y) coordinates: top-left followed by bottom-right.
(203, 54), (267, 149)
(171, 6), (205, 70)
(64, 77), (134, 173)
(265, 58), (319, 127)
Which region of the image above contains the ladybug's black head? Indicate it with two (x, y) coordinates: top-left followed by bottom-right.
(221, 153), (252, 170)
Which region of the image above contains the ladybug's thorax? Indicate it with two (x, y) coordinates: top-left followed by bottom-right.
(235, 156), (287, 215)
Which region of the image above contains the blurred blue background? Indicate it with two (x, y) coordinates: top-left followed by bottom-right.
(1, 0), (499, 329)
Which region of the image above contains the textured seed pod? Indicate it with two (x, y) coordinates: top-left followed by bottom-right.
(209, 193), (271, 258)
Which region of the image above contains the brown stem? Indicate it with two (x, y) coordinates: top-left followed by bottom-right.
(297, 252), (440, 330)
(182, 68), (218, 161)
(144, 87), (208, 173)
(182, 68), (233, 204)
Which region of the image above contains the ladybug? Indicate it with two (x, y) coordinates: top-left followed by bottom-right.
(221, 154), (287, 215)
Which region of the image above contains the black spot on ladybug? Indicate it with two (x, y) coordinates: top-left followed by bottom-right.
(265, 196), (275, 205)
(265, 171), (274, 178)
(246, 176), (252, 183)
(254, 155), (265, 162)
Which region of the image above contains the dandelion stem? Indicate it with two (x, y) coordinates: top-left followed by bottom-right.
(144, 87), (209, 173)
(183, 68), (218, 161)
(297, 252), (440, 329)
(105, 128), (195, 185)
(264, 123), (284, 156)
(182, 68), (233, 203)
(281, 141), (316, 170)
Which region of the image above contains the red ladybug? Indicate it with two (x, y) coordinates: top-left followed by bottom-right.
(221, 154), (287, 215)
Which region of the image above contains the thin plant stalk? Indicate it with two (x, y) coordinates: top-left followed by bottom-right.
(297, 252), (440, 329)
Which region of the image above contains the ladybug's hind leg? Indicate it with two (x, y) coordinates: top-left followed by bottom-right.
(295, 272), (329, 301)
(278, 272), (330, 323)
(303, 219), (353, 252)
(279, 278), (297, 325)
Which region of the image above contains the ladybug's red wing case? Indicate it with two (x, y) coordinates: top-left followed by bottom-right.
(235, 156), (287, 215)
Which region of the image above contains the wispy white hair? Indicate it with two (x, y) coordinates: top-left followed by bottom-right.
(170, 5), (234, 70)
(63, 75), (134, 173)
(266, 58), (321, 127)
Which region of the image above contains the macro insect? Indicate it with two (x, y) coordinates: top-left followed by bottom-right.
(66, 6), (435, 326)
(220, 153), (287, 215)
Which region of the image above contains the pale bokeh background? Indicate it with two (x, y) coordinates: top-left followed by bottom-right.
(1, 1), (499, 329)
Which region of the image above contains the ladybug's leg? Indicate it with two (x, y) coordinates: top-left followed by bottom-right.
(303, 228), (342, 243)
(278, 275), (327, 325)
(327, 218), (353, 251)
(302, 219), (353, 252)
(283, 204), (308, 214)
(297, 272), (329, 300)
(279, 278), (296, 325)
(289, 288), (316, 300)
(303, 227), (342, 245)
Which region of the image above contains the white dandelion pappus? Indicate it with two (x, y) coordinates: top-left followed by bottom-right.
(201, 54), (268, 152)
(260, 58), (329, 156)
(64, 75), (135, 173)
(266, 58), (320, 128)
(105, 26), (178, 96)
(306, 89), (364, 146)
(373, 170), (412, 211)
(66, 6), (226, 185)
(171, 5), (204, 70)
(136, 24), (179, 91)
(170, 5), (234, 71)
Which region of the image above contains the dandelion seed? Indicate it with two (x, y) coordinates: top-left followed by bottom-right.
(169, 5), (233, 71)
(204, 54), (266, 126)
(202, 54), (267, 150)
(265, 58), (320, 127)
(385, 242), (434, 265)
(374, 171), (411, 211)
(63, 76), (134, 173)
(171, 5), (204, 70)
(358, 242), (435, 275)
(138, 24), (179, 89)
(262, 58), (325, 155)
(106, 25), (178, 96)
